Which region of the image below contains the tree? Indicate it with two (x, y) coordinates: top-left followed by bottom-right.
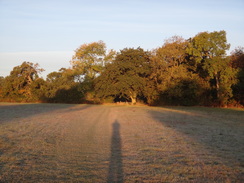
(0, 76), (4, 100)
(149, 36), (207, 105)
(152, 64), (208, 106)
(2, 62), (44, 101)
(30, 78), (47, 102)
(230, 47), (244, 69)
(150, 36), (188, 95)
(95, 48), (152, 104)
(45, 68), (84, 103)
(230, 47), (244, 105)
(70, 40), (116, 81)
(186, 31), (236, 106)
(203, 56), (238, 105)
(156, 36), (187, 67)
(186, 31), (230, 68)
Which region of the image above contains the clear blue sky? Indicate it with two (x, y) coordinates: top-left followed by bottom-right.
(0, 0), (244, 77)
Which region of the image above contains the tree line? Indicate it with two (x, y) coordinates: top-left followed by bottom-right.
(0, 31), (243, 107)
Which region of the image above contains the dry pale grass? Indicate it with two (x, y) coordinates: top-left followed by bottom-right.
(0, 103), (243, 182)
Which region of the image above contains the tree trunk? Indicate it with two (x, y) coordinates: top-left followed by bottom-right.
(215, 71), (221, 106)
(130, 92), (137, 105)
(130, 96), (136, 105)
(216, 75), (220, 98)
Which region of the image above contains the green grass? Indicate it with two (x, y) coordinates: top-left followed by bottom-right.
(0, 103), (243, 182)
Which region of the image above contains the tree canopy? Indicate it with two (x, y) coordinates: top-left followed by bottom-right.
(1, 62), (44, 102)
(95, 47), (151, 104)
(0, 31), (243, 107)
(70, 40), (116, 81)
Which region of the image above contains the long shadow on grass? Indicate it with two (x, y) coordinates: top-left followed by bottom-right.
(0, 103), (91, 124)
(148, 107), (244, 166)
(107, 120), (124, 183)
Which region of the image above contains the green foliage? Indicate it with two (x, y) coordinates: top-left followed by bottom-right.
(231, 47), (244, 105)
(186, 31), (237, 106)
(95, 47), (152, 104)
(153, 65), (209, 106)
(30, 78), (47, 102)
(1, 62), (44, 102)
(203, 57), (238, 105)
(45, 68), (84, 103)
(186, 31), (230, 62)
(71, 40), (116, 81)
(0, 76), (5, 99)
(142, 77), (159, 105)
(186, 30), (230, 74)
(156, 36), (187, 67)
(2, 32), (243, 107)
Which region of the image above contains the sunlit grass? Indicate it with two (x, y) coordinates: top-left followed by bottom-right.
(0, 103), (243, 182)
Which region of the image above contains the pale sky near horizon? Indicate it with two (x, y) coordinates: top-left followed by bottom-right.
(0, 0), (244, 78)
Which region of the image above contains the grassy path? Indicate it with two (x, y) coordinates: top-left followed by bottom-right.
(0, 103), (243, 182)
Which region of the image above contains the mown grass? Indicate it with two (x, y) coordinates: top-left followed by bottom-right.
(0, 103), (243, 182)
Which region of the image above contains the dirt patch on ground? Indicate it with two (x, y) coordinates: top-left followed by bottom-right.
(0, 103), (243, 182)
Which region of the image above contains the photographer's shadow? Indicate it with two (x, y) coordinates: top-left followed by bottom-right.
(107, 120), (124, 183)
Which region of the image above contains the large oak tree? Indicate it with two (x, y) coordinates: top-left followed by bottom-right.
(95, 47), (151, 104)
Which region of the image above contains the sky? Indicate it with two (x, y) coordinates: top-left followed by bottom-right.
(0, 0), (244, 78)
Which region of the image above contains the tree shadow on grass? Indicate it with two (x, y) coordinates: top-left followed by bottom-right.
(148, 107), (244, 167)
(0, 103), (92, 124)
(107, 120), (124, 183)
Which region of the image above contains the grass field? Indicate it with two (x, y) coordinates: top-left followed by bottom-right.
(0, 103), (243, 182)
